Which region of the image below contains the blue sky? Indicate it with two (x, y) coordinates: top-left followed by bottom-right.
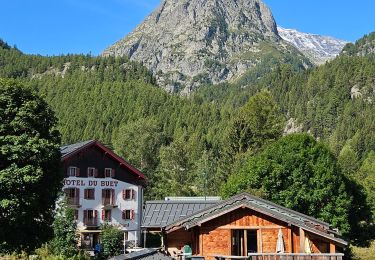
(0, 0), (374, 56)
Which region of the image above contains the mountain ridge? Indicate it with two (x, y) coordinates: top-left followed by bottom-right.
(102, 0), (310, 93)
(277, 26), (349, 65)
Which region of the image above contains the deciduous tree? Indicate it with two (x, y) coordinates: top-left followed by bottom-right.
(0, 79), (61, 252)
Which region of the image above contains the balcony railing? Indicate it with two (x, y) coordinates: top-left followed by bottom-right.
(212, 254), (344, 260)
(83, 218), (98, 227)
(102, 197), (117, 208)
(67, 197), (80, 206)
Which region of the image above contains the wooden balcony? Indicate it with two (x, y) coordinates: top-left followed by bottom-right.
(212, 253), (344, 260)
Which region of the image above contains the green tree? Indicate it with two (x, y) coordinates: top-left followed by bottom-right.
(150, 136), (196, 199)
(50, 199), (79, 258)
(225, 90), (285, 159)
(101, 224), (123, 258)
(0, 79), (62, 253)
(356, 151), (375, 219)
(221, 133), (352, 236)
(113, 117), (165, 173)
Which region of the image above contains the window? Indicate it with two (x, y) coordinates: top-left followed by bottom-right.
(68, 166), (79, 177)
(74, 210), (79, 220)
(83, 209), (98, 226)
(64, 188), (80, 205)
(122, 189), (136, 200)
(104, 168), (115, 178)
(102, 189), (115, 206)
(84, 188), (95, 200)
(102, 209), (111, 221)
(87, 167), (96, 177)
(122, 209), (134, 220)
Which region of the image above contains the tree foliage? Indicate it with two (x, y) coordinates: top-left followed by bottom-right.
(50, 199), (79, 258)
(222, 134), (353, 236)
(101, 224), (123, 258)
(225, 90), (285, 158)
(0, 79), (62, 253)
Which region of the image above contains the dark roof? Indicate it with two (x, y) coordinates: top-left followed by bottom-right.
(164, 193), (348, 246)
(60, 140), (95, 157)
(142, 200), (220, 228)
(60, 140), (146, 181)
(110, 248), (173, 260)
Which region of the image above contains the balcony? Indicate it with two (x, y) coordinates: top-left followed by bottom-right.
(102, 197), (117, 209)
(67, 197), (81, 207)
(212, 253), (344, 260)
(83, 218), (98, 227)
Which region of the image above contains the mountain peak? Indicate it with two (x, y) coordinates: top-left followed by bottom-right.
(277, 26), (349, 65)
(103, 0), (309, 92)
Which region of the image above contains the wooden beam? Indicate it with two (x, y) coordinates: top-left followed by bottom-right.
(299, 228), (305, 253)
(330, 243), (336, 253)
(258, 229), (263, 253)
(288, 227), (293, 253)
(217, 225), (285, 230)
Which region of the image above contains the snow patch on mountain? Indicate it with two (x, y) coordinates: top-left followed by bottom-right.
(277, 26), (349, 65)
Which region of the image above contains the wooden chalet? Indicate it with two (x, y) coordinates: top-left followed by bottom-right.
(142, 193), (347, 260)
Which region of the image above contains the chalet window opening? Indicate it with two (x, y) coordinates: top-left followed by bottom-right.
(102, 209), (112, 221)
(64, 188), (80, 205)
(122, 209), (135, 220)
(74, 210), (79, 220)
(68, 166), (79, 177)
(122, 189), (136, 200)
(84, 188), (95, 200)
(104, 168), (115, 178)
(102, 189), (116, 206)
(232, 229), (258, 256)
(83, 209), (98, 226)
(87, 167), (97, 177)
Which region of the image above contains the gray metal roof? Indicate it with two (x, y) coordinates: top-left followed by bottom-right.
(164, 193), (348, 246)
(142, 200), (220, 228)
(60, 140), (95, 158)
(110, 248), (173, 260)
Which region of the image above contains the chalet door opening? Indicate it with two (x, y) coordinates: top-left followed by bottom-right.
(231, 230), (258, 256)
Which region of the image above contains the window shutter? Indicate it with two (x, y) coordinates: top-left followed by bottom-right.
(94, 210), (98, 219)
(102, 189), (105, 204)
(66, 168), (70, 177)
(94, 168), (98, 178)
(76, 168), (80, 177)
(76, 188), (80, 199)
(122, 210), (125, 219)
(101, 210), (105, 221)
(122, 190), (125, 200)
(131, 210), (135, 220)
(111, 169), (115, 178)
(111, 189), (115, 205)
(132, 189), (136, 200)
(84, 189), (87, 199)
(83, 210), (87, 222)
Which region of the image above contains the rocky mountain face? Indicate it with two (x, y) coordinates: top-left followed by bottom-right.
(103, 0), (309, 93)
(341, 31), (375, 57)
(277, 27), (349, 65)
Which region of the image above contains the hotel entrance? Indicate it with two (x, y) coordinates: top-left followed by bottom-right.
(231, 230), (258, 256)
(80, 232), (100, 250)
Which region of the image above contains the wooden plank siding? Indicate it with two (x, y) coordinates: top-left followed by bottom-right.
(166, 207), (340, 260)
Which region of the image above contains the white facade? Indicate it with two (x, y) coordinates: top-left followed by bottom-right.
(63, 176), (143, 247)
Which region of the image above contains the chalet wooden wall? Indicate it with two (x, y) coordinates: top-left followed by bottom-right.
(166, 208), (336, 260)
(192, 208), (295, 260)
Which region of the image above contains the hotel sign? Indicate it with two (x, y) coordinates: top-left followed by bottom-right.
(63, 178), (119, 187)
